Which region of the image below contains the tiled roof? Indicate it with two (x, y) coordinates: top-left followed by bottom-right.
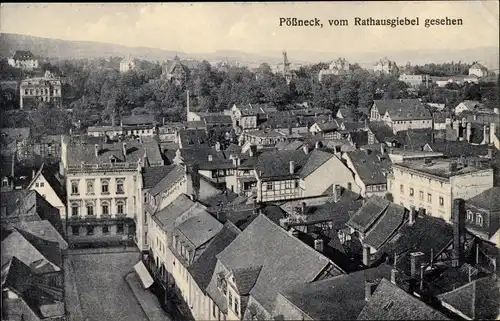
(373, 99), (432, 121)
(216, 214), (336, 313)
(152, 194), (207, 232)
(142, 165), (178, 190)
(467, 187), (500, 212)
(382, 215), (453, 274)
(363, 203), (407, 250)
(121, 114), (155, 125)
(12, 50), (36, 61)
(279, 264), (393, 320)
(147, 165), (185, 196)
(175, 211), (223, 249)
(346, 149), (391, 185)
(15, 220), (68, 250)
(369, 121), (399, 143)
(189, 222), (241, 292)
(437, 275), (500, 320)
(204, 114), (232, 124)
(28, 163), (66, 205)
(396, 129), (437, 150)
(394, 159), (487, 179)
(178, 129), (208, 147)
(358, 278), (449, 320)
(232, 265), (263, 295)
(424, 141), (489, 157)
(299, 150), (334, 178)
(66, 140), (163, 166)
(316, 121), (340, 132)
(347, 196), (390, 233)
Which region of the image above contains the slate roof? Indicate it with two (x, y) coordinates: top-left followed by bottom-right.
(467, 187), (500, 212)
(232, 266), (263, 295)
(346, 149), (392, 185)
(382, 215), (454, 274)
(424, 141), (489, 157)
(437, 275), (500, 320)
(15, 220), (68, 250)
(163, 56), (191, 74)
(396, 128), (437, 150)
(177, 147), (230, 168)
(175, 211), (223, 249)
(363, 203), (407, 250)
(152, 194), (208, 232)
(347, 196), (390, 233)
(204, 114), (232, 125)
(316, 121), (340, 132)
(394, 159), (487, 179)
(279, 264), (393, 320)
(12, 51), (36, 61)
(147, 165), (185, 196)
(357, 278), (449, 320)
(178, 129), (208, 147)
(373, 99), (431, 121)
(142, 165), (178, 190)
(216, 214), (337, 313)
(189, 222), (241, 292)
(121, 114), (155, 125)
(255, 149), (333, 180)
(66, 140), (163, 166)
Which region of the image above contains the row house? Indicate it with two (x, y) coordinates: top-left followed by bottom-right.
(254, 148), (360, 202)
(388, 158), (494, 222)
(342, 146), (392, 198)
(20, 71), (62, 109)
(61, 138), (164, 245)
(370, 99), (433, 134)
(8, 50), (39, 70)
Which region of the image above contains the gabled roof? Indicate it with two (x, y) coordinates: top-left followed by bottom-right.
(437, 275), (500, 320)
(373, 99), (431, 120)
(121, 114), (155, 125)
(231, 265), (263, 295)
(178, 129), (208, 147)
(363, 203), (407, 250)
(216, 214), (337, 313)
(347, 196), (390, 233)
(469, 63), (488, 71)
(424, 141), (489, 157)
(147, 165), (185, 196)
(357, 278), (449, 320)
(175, 211), (223, 249)
(15, 220), (68, 250)
(278, 264), (393, 320)
(345, 149), (392, 185)
(12, 50), (36, 61)
(189, 222), (241, 292)
(467, 187), (500, 212)
(152, 194), (208, 233)
(27, 163), (66, 205)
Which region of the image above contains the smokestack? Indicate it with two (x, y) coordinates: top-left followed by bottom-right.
(410, 251), (425, 279)
(289, 161), (295, 174)
(363, 245), (371, 266)
(94, 144), (99, 157)
(365, 280), (378, 301)
(314, 239), (324, 252)
(452, 198), (466, 268)
(409, 206), (417, 225)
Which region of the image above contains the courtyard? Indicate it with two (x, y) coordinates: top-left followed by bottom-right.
(70, 249), (150, 321)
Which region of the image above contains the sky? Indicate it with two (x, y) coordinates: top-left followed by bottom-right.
(1, 2), (498, 54)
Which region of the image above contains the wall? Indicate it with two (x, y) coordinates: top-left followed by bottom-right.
(304, 154), (360, 197)
(29, 174), (66, 217)
(384, 115), (433, 133)
(257, 178), (302, 202)
(451, 170), (494, 201)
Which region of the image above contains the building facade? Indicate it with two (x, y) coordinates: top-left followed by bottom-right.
(19, 72), (62, 109)
(8, 50), (39, 70)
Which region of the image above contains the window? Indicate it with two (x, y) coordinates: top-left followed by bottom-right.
(86, 180), (94, 194)
(40, 182), (44, 187)
(35, 182), (39, 187)
(145, 232), (148, 245)
(86, 203), (94, 216)
(86, 226), (94, 235)
(101, 180), (109, 194)
(234, 298), (239, 315)
(117, 200), (125, 215)
(116, 179), (124, 194)
(419, 191), (424, 200)
(266, 182), (273, 191)
(117, 224), (124, 234)
(213, 302), (217, 318)
(409, 188), (414, 197)
(476, 214), (483, 226)
(72, 226), (79, 235)
(71, 203), (79, 217)
(71, 181), (79, 195)
(101, 201), (109, 216)
(295, 180), (300, 188)
(228, 292), (233, 308)
(427, 193), (432, 203)
(439, 197), (444, 206)
(400, 184), (404, 193)
(144, 212), (148, 224)
(467, 210), (473, 221)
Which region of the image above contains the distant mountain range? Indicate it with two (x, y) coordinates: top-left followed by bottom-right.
(1, 33), (498, 71)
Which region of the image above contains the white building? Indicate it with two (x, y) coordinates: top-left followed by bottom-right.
(120, 56), (137, 73)
(373, 58), (399, 75)
(26, 164), (67, 218)
(468, 63), (488, 78)
(388, 158), (494, 222)
(318, 58), (351, 81)
(8, 50), (39, 70)
(19, 71), (62, 109)
(369, 99), (433, 133)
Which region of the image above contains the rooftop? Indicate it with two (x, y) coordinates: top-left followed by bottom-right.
(467, 187), (500, 212)
(393, 158), (490, 179)
(346, 149), (392, 185)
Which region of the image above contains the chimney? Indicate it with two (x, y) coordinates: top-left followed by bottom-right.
(466, 122), (472, 142)
(380, 144), (385, 155)
(487, 147), (493, 159)
(483, 126), (490, 144)
(32, 169), (36, 179)
(452, 198), (466, 268)
(314, 238), (324, 252)
(410, 251), (425, 279)
(365, 280), (378, 301)
(363, 245), (371, 266)
(409, 206), (418, 225)
(334, 184), (342, 202)
(122, 142), (127, 157)
(94, 144), (99, 157)
(162, 117), (165, 126)
(189, 194), (197, 201)
(302, 145), (309, 154)
(430, 132), (435, 144)
(391, 269), (398, 285)
(301, 202), (306, 215)
(217, 211), (227, 223)
(289, 161), (295, 174)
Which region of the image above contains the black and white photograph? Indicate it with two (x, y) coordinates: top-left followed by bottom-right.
(0, 2), (499, 320)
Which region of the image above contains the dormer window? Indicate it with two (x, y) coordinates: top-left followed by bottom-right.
(467, 210), (473, 221)
(476, 213), (483, 226)
(217, 273), (228, 295)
